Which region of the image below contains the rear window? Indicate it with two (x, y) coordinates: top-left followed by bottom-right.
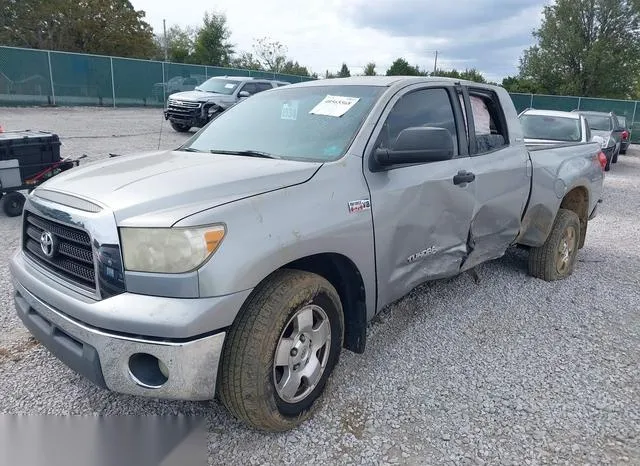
(585, 115), (612, 131)
(519, 114), (582, 142)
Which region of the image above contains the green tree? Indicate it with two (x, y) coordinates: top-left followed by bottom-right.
(155, 25), (197, 62)
(231, 52), (264, 71)
(363, 62), (377, 76)
(385, 58), (423, 76)
(192, 11), (234, 66)
(501, 76), (547, 94)
(0, 0), (156, 58)
(281, 60), (312, 77)
(519, 0), (640, 98)
(432, 68), (487, 83)
(252, 37), (287, 72)
(338, 63), (351, 77)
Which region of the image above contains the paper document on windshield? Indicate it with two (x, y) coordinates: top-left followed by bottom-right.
(309, 95), (360, 117)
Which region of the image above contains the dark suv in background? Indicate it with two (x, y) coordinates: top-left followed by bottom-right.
(617, 115), (631, 154)
(573, 110), (625, 167)
(164, 76), (289, 132)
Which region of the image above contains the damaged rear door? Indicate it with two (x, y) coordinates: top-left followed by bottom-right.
(363, 85), (476, 309)
(457, 85), (530, 271)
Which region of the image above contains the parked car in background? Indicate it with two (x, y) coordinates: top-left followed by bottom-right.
(152, 75), (207, 102)
(11, 76), (606, 432)
(573, 110), (623, 170)
(164, 76), (289, 132)
(617, 115), (631, 154)
(518, 109), (596, 147)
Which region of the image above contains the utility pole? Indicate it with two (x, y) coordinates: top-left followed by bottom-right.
(163, 19), (168, 61)
(433, 50), (439, 74)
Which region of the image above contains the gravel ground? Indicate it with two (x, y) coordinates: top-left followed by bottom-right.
(0, 107), (639, 465)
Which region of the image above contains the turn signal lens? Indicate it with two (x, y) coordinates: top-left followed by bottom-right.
(205, 229), (225, 253)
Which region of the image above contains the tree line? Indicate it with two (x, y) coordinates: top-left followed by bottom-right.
(2, 0), (639, 98)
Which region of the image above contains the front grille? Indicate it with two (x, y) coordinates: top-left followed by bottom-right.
(23, 212), (96, 291)
(167, 99), (201, 116)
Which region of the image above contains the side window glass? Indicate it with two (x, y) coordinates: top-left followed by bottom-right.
(241, 83), (257, 95)
(378, 88), (458, 156)
(256, 82), (273, 92)
(468, 91), (509, 154)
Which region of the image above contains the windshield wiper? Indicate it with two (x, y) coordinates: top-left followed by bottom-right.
(209, 149), (280, 159)
(180, 147), (204, 152)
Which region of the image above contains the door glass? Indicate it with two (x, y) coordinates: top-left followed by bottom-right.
(379, 88), (459, 156)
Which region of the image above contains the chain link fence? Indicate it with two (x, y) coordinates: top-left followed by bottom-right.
(0, 46), (315, 108)
(2, 46), (640, 142)
(510, 92), (640, 143)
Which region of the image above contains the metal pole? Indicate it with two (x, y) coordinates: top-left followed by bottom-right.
(47, 51), (55, 105)
(110, 57), (116, 108)
(433, 51), (438, 73)
(162, 61), (166, 103)
(163, 19), (168, 61)
(530, 93), (533, 108)
(632, 101), (638, 133)
(577, 96), (582, 110)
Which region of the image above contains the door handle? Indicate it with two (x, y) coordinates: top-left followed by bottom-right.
(453, 170), (476, 186)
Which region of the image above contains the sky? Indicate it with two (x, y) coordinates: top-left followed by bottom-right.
(130, 0), (547, 82)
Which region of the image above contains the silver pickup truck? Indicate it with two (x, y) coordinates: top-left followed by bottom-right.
(10, 77), (605, 432)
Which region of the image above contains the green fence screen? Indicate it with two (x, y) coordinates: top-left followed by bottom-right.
(0, 46), (315, 108)
(2, 46), (640, 142)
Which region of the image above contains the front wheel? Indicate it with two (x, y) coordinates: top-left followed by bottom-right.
(528, 208), (581, 281)
(169, 121), (190, 132)
(3, 191), (26, 217)
(218, 269), (344, 431)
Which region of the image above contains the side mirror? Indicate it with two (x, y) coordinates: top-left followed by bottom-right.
(374, 127), (454, 166)
(238, 91), (251, 98)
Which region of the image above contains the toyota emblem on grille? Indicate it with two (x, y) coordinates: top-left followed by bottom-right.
(40, 231), (56, 258)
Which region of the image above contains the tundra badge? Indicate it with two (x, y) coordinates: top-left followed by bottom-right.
(407, 246), (438, 263)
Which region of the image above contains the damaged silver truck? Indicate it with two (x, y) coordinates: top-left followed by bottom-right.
(10, 76), (606, 432)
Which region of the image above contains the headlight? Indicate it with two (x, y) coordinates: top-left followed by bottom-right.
(120, 225), (226, 274)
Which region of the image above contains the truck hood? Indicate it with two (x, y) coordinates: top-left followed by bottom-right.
(35, 150), (322, 226)
(169, 90), (233, 104)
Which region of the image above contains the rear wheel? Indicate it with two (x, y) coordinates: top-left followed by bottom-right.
(528, 208), (581, 281)
(218, 269), (344, 432)
(3, 191), (26, 217)
(612, 148), (619, 164)
(170, 121), (190, 132)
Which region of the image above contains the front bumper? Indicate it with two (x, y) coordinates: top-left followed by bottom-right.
(13, 279), (226, 400)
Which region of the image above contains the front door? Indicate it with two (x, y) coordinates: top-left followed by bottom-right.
(363, 85), (477, 309)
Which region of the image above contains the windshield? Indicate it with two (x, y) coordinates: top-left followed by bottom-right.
(519, 114), (582, 142)
(585, 115), (612, 131)
(196, 77), (242, 95)
(182, 85), (385, 162)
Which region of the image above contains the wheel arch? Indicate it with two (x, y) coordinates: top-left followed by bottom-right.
(230, 253), (368, 355)
(559, 186), (589, 249)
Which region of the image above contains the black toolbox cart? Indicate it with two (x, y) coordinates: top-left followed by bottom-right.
(0, 130), (85, 217)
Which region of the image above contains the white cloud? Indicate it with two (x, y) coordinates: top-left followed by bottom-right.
(131, 0), (543, 80)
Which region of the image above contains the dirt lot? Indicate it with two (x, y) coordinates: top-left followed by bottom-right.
(0, 107), (639, 465)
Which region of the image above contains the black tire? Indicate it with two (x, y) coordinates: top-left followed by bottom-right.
(528, 208), (581, 281)
(612, 149), (618, 164)
(620, 147), (627, 155)
(170, 121), (190, 132)
(605, 156), (611, 171)
(3, 191), (25, 217)
(218, 269), (344, 432)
